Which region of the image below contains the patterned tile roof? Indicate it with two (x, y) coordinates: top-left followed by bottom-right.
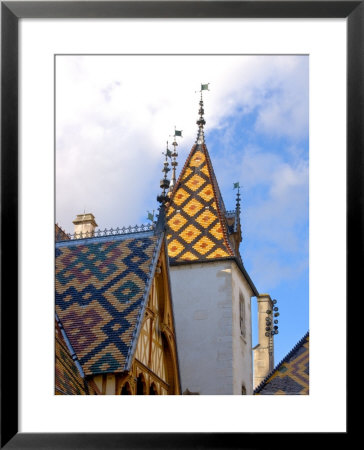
(166, 142), (235, 263)
(55, 231), (161, 377)
(254, 332), (309, 395)
(55, 223), (70, 242)
(55, 319), (89, 395)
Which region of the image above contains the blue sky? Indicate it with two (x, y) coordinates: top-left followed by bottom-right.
(56, 55), (309, 366)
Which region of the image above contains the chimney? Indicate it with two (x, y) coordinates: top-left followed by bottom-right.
(72, 213), (98, 238)
(253, 294), (275, 389)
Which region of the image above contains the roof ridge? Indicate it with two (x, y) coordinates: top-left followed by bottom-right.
(56, 228), (156, 248)
(55, 223), (67, 233)
(124, 231), (165, 371)
(56, 223), (155, 243)
(55, 314), (85, 379)
(55, 332), (87, 392)
(254, 331), (309, 394)
(167, 143), (198, 202)
(202, 144), (235, 257)
(55, 223), (70, 242)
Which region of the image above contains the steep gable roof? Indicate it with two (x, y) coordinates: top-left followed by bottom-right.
(254, 332), (309, 395)
(166, 142), (235, 263)
(55, 231), (162, 377)
(55, 223), (70, 242)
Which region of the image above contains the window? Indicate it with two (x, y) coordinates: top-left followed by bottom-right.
(136, 374), (146, 395)
(120, 382), (132, 395)
(239, 293), (245, 337)
(149, 383), (157, 395)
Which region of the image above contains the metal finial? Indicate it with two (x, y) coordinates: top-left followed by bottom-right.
(158, 142), (171, 205)
(236, 186), (241, 213)
(233, 182), (241, 232)
(196, 84), (209, 145)
(169, 127), (182, 191)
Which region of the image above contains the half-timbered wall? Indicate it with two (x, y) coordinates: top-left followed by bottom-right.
(134, 279), (168, 383)
(131, 244), (179, 395)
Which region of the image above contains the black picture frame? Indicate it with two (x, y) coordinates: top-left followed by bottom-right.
(1, 1), (355, 448)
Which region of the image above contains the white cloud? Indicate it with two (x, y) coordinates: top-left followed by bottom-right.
(56, 54), (308, 242)
(254, 57), (309, 139)
(235, 146), (309, 290)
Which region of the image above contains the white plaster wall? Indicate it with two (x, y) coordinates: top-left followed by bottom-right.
(231, 264), (254, 395)
(170, 260), (254, 395)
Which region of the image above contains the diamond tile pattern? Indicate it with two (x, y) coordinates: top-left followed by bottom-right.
(180, 224), (201, 244)
(167, 143), (234, 263)
(182, 198), (203, 217)
(56, 233), (159, 376)
(254, 332), (309, 395)
(167, 238), (185, 258)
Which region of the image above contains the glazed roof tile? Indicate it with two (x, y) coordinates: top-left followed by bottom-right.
(55, 223), (70, 242)
(254, 332), (309, 395)
(55, 231), (161, 376)
(55, 319), (89, 395)
(166, 143), (235, 263)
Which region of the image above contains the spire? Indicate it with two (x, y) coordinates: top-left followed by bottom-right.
(157, 142), (171, 204)
(234, 182), (241, 229)
(169, 128), (182, 191)
(166, 87), (238, 262)
(196, 83), (209, 145)
(156, 142), (171, 232)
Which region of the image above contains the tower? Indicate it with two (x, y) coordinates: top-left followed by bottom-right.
(165, 88), (259, 394)
(252, 294), (275, 388)
(72, 212), (98, 237)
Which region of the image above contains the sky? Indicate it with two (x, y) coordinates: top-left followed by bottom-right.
(56, 54), (309, 366)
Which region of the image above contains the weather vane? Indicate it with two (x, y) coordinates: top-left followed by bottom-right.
(147, 210), (155, 223)
(196, 83), (210, 145)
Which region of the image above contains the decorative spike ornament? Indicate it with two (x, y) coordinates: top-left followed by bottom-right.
(196, 84), (209, 145)
(157, 142), (171, 205)
(234, 182), (241, 218)
(236, 189), (241, 214)
(169, 127), (182, 191)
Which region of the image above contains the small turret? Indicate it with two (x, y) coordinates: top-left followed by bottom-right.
(253, 294), (279, 388)
(72, 212), (98, 238)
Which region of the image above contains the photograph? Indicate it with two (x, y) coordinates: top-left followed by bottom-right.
(55, 54), (309, 395)
(0, 1), (354, 445)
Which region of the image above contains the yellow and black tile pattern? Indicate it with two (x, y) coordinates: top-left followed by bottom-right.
(167, 145), (235, 263)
